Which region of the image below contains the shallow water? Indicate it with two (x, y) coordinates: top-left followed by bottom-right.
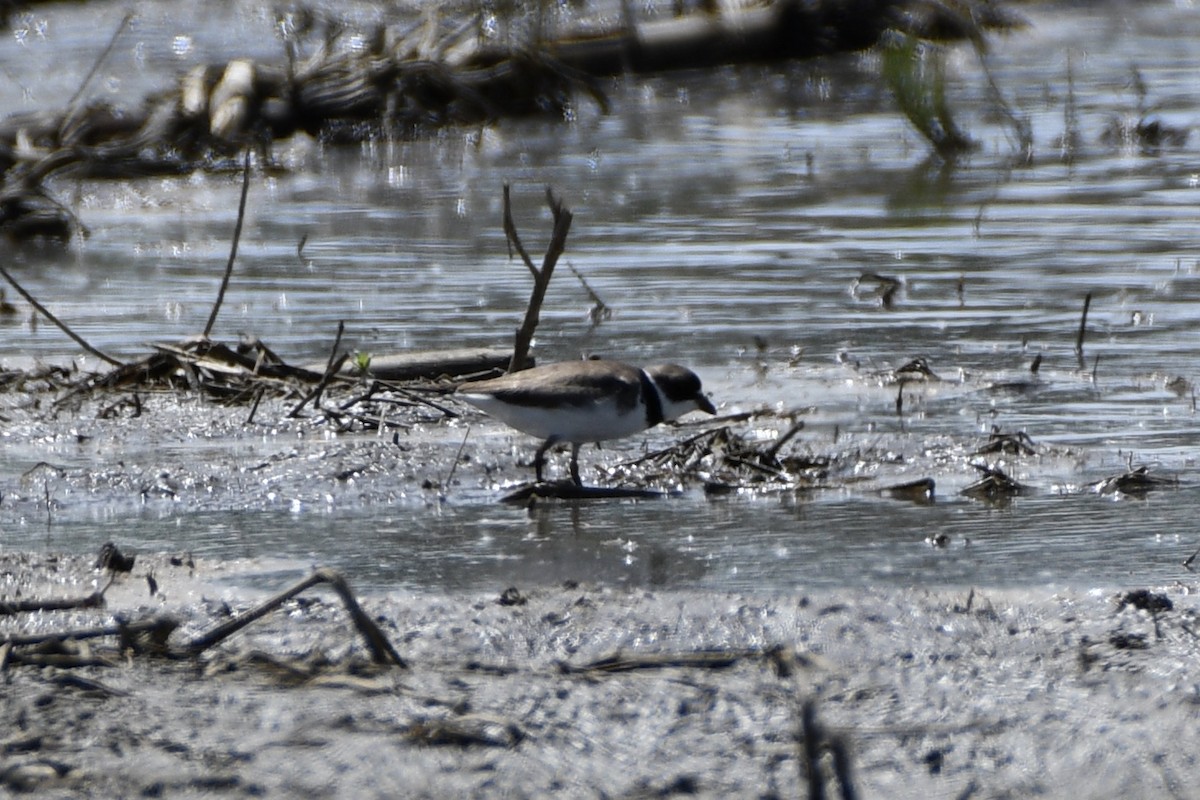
(3, 1), (1200, 592)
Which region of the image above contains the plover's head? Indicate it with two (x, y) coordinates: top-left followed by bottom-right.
(645, 364), (717, 419)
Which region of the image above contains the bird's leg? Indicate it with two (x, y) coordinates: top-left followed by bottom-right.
(569, 442), (583, 487)
(534, 435), (560, 483)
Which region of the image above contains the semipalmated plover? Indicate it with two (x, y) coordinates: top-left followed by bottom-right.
(457, 359), (717, 486)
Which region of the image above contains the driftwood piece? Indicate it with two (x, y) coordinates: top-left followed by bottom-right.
(306, 347), (519, 382)
(0, 591), (107, 617)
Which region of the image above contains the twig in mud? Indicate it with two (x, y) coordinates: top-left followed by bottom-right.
(556, 648), (758, 674)
(246, 385), (265, 424)
(0, 618), (175, 652)
(0, 588), (108, 617)
(0, 264), (123, 366)
(828, 736), (859, 800)
(359, 382), (462, 419)
(203, 150), (253, 338)
(290, 320), (347, 417)
(615, 426), (726, 471)
(764, 420), (805, 463)
(723, 455), (792, 482)
(1074, 291), (1091, 366)
(796, 699), (859, 800)
(503, 185), (573, 373)
(184, 567), (406, 667)
(439, 425), (471, 494)
(1183, 545), (1200, 571)
(801, 700), (826, 800)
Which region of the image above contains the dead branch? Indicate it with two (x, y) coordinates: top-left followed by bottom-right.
(183, 567), (406, 667)
(504, 185), (573, 373)
(0, 590), (107, 617)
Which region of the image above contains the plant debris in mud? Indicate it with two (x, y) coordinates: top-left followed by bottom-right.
(6, 551), (1200, 798)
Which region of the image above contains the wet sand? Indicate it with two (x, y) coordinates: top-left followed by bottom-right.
(3, 550), (1197, 799)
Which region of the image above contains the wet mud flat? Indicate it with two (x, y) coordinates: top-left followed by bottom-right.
(3, 550), (1198, 799)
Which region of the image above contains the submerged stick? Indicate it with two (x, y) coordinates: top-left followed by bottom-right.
(203, 150), (252, 338)
(0, 264), (123, 366)
(291, 320), (347, 417)
(1074, 291), (1091, 364)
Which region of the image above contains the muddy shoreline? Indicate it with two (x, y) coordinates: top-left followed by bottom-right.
(3, 550), (1197, 798)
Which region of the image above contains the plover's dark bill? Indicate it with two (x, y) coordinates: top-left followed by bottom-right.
(457, 359), (716, 486)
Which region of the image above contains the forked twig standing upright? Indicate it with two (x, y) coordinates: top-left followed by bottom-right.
(503, 185), (573, 373)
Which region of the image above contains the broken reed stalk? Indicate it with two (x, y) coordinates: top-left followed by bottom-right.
(764, 420), (805, 463)
(203, 150), (252, 338)
(0, 264), (123, 366)
(1074, 291), (1091, 364)
(184, 567), (406, 667)
(504, 185), (573, 373)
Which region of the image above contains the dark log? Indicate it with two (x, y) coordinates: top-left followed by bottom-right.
(306, 347), (520, 382)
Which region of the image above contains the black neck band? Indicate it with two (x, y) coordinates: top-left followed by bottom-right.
(639, 370), (665, 427)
